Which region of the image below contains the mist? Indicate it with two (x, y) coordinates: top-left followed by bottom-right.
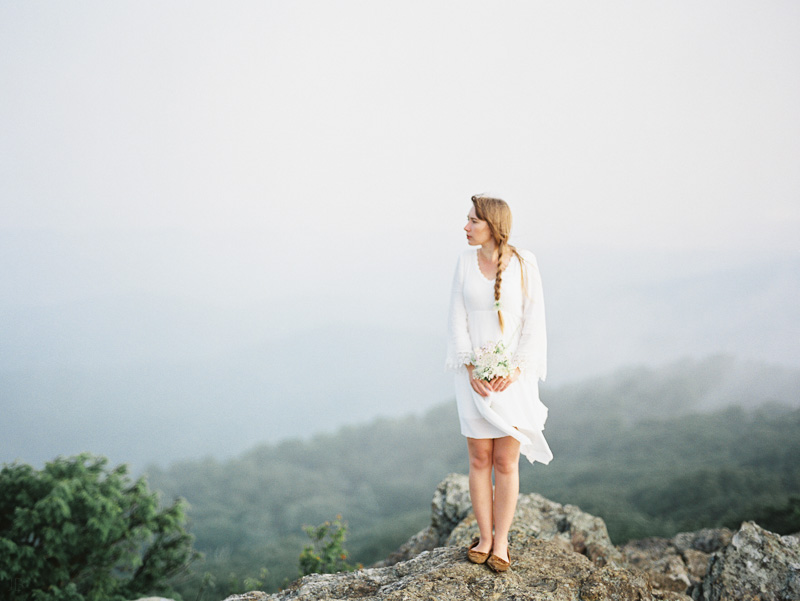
(1, 1), (798, 470)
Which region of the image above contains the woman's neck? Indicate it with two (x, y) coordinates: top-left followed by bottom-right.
(478, 243), (499, 263)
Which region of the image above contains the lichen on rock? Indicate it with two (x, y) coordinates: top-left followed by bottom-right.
(693, 521), (799, 601)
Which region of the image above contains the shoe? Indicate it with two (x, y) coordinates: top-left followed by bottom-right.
(487, 548), (511, 572)
(467, 537), (490, 564)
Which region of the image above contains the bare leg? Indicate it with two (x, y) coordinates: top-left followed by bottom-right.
(467, 438), (494, 554)
(491, 436), (520, 562)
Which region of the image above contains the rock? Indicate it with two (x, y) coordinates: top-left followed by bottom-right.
(693, 521), (800, 601)
(430, 472), (474, 542)
(268, 539), (651, 601)
(379, 473), (621, 568)
(652, 593), (693, 601)
(671, 529), (732, 555)
(227, 475), (798, 601)
(446, 484), (622, 566)
(619, 529), (732, 595)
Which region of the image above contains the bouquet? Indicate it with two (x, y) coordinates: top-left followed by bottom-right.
(470, 340), (513, 382)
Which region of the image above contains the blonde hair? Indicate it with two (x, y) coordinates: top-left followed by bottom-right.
(471, 194), (526, 332)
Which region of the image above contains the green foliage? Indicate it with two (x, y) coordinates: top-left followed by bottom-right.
(0, 453), (198, 601)
(298, 515), (358, 577)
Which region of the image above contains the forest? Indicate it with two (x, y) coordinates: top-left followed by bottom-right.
(142, 355), (800, 598)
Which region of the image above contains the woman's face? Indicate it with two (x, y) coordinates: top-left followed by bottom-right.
(465, 206), (493, 247)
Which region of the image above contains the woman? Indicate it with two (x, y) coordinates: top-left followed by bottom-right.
(446, 195), (552, 572)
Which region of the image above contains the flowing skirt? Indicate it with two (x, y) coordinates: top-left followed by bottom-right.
(454, 370), (553, 465)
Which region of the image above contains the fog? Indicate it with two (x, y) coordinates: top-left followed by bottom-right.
(1, 1), (798, 470)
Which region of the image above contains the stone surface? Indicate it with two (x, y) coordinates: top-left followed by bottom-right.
(222, 594), (269, 601)
(446, 483), (622, 567)
(619, 528), (732, 595)
(268, 539), (651, 601)
(671, 529), (732, 555)
(379, 473), (621, 568)
(693, 521), (800, 601)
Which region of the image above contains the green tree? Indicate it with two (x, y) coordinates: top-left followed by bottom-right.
(0, 453), (199, 601)
(298, 515), (358, 577)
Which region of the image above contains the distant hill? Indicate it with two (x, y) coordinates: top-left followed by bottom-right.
(1, 244), (798, 470)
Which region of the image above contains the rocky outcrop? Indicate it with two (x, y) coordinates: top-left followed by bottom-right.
(619, 528), (733, 594)
(227, 474), (798, 601)
(264, 474), (646, 600)
(268, 541), (650, 601)
(377, 473), (621, 568)
(692, 521), (800, 601)
(447, 487), (622, 567)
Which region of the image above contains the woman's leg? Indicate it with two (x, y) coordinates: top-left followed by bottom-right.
(467, 437), (494, 554)
(491, 436), (521, 562)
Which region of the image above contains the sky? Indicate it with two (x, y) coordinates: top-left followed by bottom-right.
(1, 1), (799, 466)
(2, 1), (798, 246)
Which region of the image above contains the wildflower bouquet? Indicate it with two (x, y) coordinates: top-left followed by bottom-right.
(470, 340), (513, 382)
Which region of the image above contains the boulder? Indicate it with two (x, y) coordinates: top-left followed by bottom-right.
(619, 528), (732, 594)
(447, 486), (622, 566)
(693, 521), (800, 601)
(269, 539), (651, 601)
(378, 473), (620, 568)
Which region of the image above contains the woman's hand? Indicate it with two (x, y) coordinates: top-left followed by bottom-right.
(490, 367), (521, 393)
(467, 365), (494, 397)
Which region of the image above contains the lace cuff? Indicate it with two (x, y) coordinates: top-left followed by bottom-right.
(511, 353), (546, 382)
(445, 351), (472, 372)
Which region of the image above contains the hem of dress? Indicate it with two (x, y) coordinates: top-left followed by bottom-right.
(467, 391), (553, 465)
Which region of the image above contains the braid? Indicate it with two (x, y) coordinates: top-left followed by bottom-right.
(494, 240), (507, 333)
(471, 194), (520, 333)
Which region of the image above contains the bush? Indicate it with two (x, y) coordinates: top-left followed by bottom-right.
(0, 453), (199, 601)
(298, 515), (358, 577)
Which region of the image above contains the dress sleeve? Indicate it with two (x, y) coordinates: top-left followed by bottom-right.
(511, 252), (547, 381)
(445, 253), (473, 371)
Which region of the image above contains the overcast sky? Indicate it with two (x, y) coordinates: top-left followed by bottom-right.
(2, 0), (798, 339)
(1, 1), (799, 466)
(3, 1), (798, 241)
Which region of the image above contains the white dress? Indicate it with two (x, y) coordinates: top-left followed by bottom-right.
(445, 248), (553, 465)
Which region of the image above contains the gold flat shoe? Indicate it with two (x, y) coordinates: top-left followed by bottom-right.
(487, 548), (511, 572)
(467, 537), (490, 564)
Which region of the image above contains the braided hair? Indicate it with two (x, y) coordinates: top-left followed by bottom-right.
(471, 195), (526, 333)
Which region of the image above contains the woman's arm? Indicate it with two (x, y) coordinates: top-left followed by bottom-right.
(445, 253), (473, 371)
(511, 252), (547, 381)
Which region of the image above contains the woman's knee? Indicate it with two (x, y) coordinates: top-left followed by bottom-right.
(468, 443), (493, 471)
(493, 448), (520, 475)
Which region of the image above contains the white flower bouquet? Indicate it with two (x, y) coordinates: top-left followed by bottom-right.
(470, 340), (513, 382)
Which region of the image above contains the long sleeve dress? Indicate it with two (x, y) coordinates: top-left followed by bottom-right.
(445, 247), (553, 465)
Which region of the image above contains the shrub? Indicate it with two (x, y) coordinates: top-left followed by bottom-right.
(298, 515), (358, 577)
(0, 453), (199, 601)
